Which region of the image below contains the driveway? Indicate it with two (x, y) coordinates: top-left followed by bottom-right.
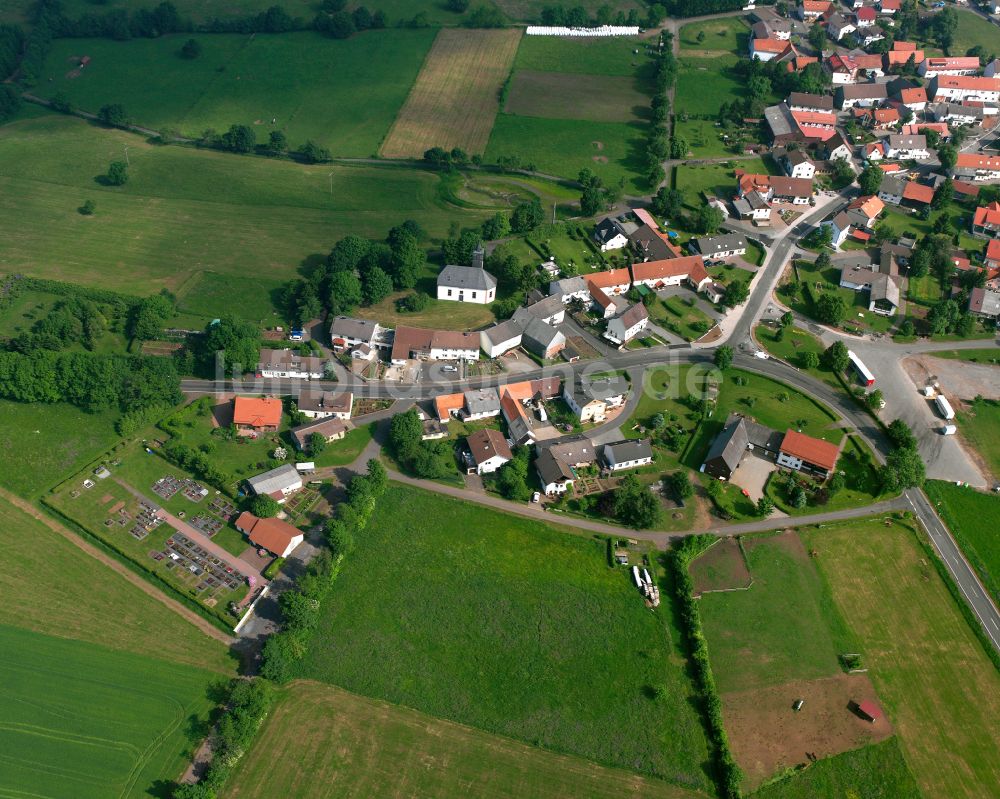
(730, 454), (777, 502)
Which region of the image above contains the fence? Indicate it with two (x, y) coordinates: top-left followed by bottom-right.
(525, 25), (640, 37)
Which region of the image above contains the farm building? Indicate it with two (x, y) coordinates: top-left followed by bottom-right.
(235, 512), (304, 558)
(777, 430), (842, 479)
(246, 464), (303, 502)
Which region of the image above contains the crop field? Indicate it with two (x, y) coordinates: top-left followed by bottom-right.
(0, 499), (232, 673)
(298, 484), (713, 789)
(0, 623), (219, 799)
(0, 115), (491, 314)
(802, 519), (1000, 799)
(224, 680), (709, 799)
(38, 30), (437, 156)
(924, 480), (1000, 604)
(505, 71), (649, 122)
(381, 28), (522, 158)
(497, 0), (643, 20)
(487, 114), (647, 189)
(513, 35), (650, 76)
(0, 399), (121, 499)
(689, 537), (751, 595)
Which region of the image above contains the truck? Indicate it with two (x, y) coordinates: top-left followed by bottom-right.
(942, 424), (958, 436)
(935, 394), (955, 420)
(847, 350), (875, 387)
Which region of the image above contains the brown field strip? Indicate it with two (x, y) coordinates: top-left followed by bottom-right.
(380, 28), (522, 158)
(223, 680), (710, 799)
(504, 71), (648, 122)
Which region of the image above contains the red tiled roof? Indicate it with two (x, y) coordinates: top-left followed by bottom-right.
(934, 75), (1000, 91)
(233, 397), (282, 429)
(781, 430), (841, 471)
(802, 0), (832, 10)
(753, 37), (790, 53)
(902, 182), (934, 204)
(958, 153), (1000, 170)
(434, 392), (464, 422)
(852, 230), (871, 241)
(856, 6), (876, 19)
(849, 195), (885, 219)
(880, 0), (901, 9)
(924, 56), (981, 71)
(880, 162), (902, 172)
(951, 255), (971, 270)
(974, 202), (1000, 227)
(953, 179), (979, 197)
(236, 512), (302, 557)
(632, 207), (659, 229)
(886, 49), (924, 66)
(874, 107), (901, 124)
(902, 122), (947, 137)
(587, 268), (632, 291)
(631, 256), (706, 284)
(898, 87), (927, 104)
(986, 238), (1000, 264)
(857, 700), (882, 720)
(893, 40), (916, 51)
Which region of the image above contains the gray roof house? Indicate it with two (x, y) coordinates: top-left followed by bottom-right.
(869, 273), (901, 315)
(329, 316), (382, 349)
(701, 413), (783, 480)
(480, 319), (524, 357)
(689, 232), (748, 259)
(437, 264), (497, 292)
(246, 463), (303, 499)
(549, 275), (589, 302)
(462, 388), (502, 419)
(969, 287), (1000, 318)
(521, 316), (566, 359)
(535, 448), (576, 494)
(603, 439), (654, 471)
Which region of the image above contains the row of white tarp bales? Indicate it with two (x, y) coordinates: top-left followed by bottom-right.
(632, 565), (660, 607)
(525, 25), (640, 36)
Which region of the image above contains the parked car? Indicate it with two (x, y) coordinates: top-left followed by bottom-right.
(531, 492), (541, 503)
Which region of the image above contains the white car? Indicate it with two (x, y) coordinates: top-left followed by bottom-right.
(754, 350), (769, 360)
(440, 365), (458, 373)
(531, 492), (541, 503)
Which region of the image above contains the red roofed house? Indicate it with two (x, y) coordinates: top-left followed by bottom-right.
(973, 202), (1000, 237)
(778, 429), (842, 479)
(630, 256), (711, 292)
(848, 195), (885, 226)
(878, 0), (900, 14)
(895, 87), (928, 112)
(790, 110), (838, 139)
(886, 41), (924, 67)
(588, 280), (624, 318)
(872, 107), (901, 129)
(986, 239), (1000, 272)
(233, 397), (282, 433)
(919, 56), (983, 78)
(855, 6), (876, 26)
(955, 153), (1000, 181)
(799, 0), (832, 19)
(902, 181), (935, 206)
(854, 700), (883, 723)
(750, 37), (793, 61)
(235, 512), (304, 558)
(587, 267), (632, 296)
(931, 75), (1000, 104)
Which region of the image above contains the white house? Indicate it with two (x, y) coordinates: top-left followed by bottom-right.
(826, 13), (856, 40)
(930, 75), (1000, 105)
(329, 316), (383, 351)
(782, 150), (817, 179)
(535, 448), (575, 495)
(877, 174), (906, 205)
(548, 276), (590, 304)
(954, 153), (1000, 181)
(480, 319), (523, 358)
(437, 264), (497, 304)
(464, 428), (512, 475)
(886, 134), (929, 160)
(824, 212), (853, 248)
(390, 326), (480, 364)
(296, 388), (353, 420)
(602, 440), (654, 471)
(690, 232), (748, 259)
(257, 349), (325, 380)
(593, 217), (631, 251)
(918, 56), (982, 78)
(604, 303), (649, 345)
(750, 37), (789, 61)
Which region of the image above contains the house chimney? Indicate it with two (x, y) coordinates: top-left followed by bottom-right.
(473, 245), (485, 269)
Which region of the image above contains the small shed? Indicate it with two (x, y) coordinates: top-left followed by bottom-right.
(854, 699), (882, 723)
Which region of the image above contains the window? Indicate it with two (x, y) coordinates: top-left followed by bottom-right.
(471, 292), (477, 299)
(447, 289), (452, 297)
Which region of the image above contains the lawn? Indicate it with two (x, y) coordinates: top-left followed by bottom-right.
(512, 34), (651, 76)
(753, 324), (833, 384)
(679, 17), (748, 53)
(486, 114), (648, 190)
(749, 738), (920, 799)
(224, 680), (710, 799)
(37, 30), (437, 156)
(924, 480), (1000, 605)
(674, 158), (773, 212)
(0, 399), (121, 499)
(672, 118), (738, 159)
(699, 533), (855, 695)
(951, 7), (1000, 56)
(878, 205), (981, 256)
(953, 397), (1000, 478)
(675, 56), (749, 118)
(0, 623), (220, 799)
(382, 28), (522, 158)
(650, 293), (716, 341)
(297, 484), (713, 788)
(786, 259), (895, 335)
(0, 114), (492, 315)
(0, 499), (233, 673)
(802, 518), (1000, 799)
(310, 422), (375, 468)
(929, 348), (1000, 363)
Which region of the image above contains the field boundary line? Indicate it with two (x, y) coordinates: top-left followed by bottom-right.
(0, 487), (236, 648)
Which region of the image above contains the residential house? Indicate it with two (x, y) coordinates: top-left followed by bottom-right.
(631, 255), (712, 291)
(969, 287), (1000, 318)
(886, 134), (929, 160)
(246, 464), (302, 503)
(548, 275), (590, 304)
(593, 216), (634, 251)
(931, 102), (984, 127)
(480, 319), (524, 358)
(629, 223), (678, 261)
(919, 56), (982, 78)
(871, 106), (901, 129)
(689, 232), (749, 259)
(893, 84), (928, 112)
(799, 0), (833, 19)
(901, 180), (935, 207)
(545, 436), (598, 468)
(787, 92), (835, 112)
(868, 272), (901, 315)
(437, 248), (497, 304)
(769, 175), (815, 204)
(464, 428), (512, 475)
(789, 109), (838, 140)
(521, 316), (567, 359)
(390, 326), (480, 364)
(349, 343), (374, 361)
(589, 281), (626, 318)
(954, 153), (1000, 182)
(855, 6), (876, 26)
(973, 201), (1000, 236)
(878, 0), (900, 14)
(604, 302), (649, 345)
(930, 75), (1000, 104)
(827, 53), (860, 84)
(462, 388), (502, 421)
(587, 267), (633, 296)
(838, 254), (879, 289)
(782, 149), (818, 179)
(986, 238), (1000, 271)
(733, 189), (773, 223)
(535, 449), (575, 495)
(877, 173), (907, 204)
(701, 413), (784, 479)
(499, 390), (535, 445)
(901, 121), (950, 138)
(290, 417), (351, 451)
(751, 18), (792, 40)
(562, 378), (626, 423)
(235, 512), (303, 558)
(233, 397), (282, 433)
(863, 140), (887, 161)
(848, 194), (885, 227)
(514, 292), (565, 326)
(826, 13), (856, 40)
(750, 37), (791, 61)
(602, 440), (654, 471)
(257, 348), (325, 380)
(296, 388), (353, 420)
(826, 211), (855, 248)
(885, 41), (924, 69)
(329, 316), (384, 352)
(835, 82), (889, 109)
(777, 429), (842, 478)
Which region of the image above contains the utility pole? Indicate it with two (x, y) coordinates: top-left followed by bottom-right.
(329, 171), (334, 196)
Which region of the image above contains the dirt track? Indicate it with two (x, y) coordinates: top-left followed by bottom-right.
(0, 487), (236, 647)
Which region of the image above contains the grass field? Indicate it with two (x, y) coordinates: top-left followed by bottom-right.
(953, 397), (1000, 478)
(878, 206), (981, 257)
(951, 7), (1000, 56)
(381, 28), (522, 158)
(505, 70), (649, 122)
(674, 158), (773, 211)
(0, 499), (233, 673)
(512, 35), (650, 76)
(0, 399), (121, 499)
(297, 484), (712, 788)
(487, 114), (647, 189)
(929, 347), (1000, 363)
(38, 30), (437, 156)
(0, 623), (220, 799)
(675, 56), (749, 117)
(802, 519), (1000, 799)
(699, 533), (855, 694)
(924, 480), (1000, 605)
(0, 114), (492, 314)
(678, 17), (749, 53)
(787, 259), (895, 335)
(224, 680), (710, 799)
(749, 738), (920, 799)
